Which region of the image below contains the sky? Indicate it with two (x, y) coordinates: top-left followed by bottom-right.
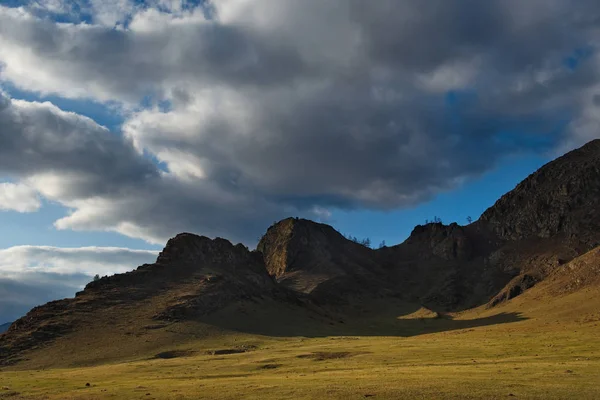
(0, 0), (599, 323)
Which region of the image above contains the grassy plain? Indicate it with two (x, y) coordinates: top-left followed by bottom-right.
(2, 283), (600, 399)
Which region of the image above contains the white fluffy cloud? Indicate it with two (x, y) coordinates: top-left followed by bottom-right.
(0, 1), (600, 246)
(0, 245), (158, 322)
(0, 245), (158, 277)
(0, 91), (305, 244)
(0, 182), (40, 212)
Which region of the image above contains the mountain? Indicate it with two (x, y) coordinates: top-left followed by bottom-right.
(258, 138), (600, 309)
(377, 139), (600, 309)
(480, 139), (600, 246)
(0, 322), (11, 334)
(0, 234), (310, 366)
(2, 139), (600, 368)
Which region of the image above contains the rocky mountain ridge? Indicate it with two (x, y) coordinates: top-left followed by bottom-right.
(1, 139), (600, 366)
(0, 234), (291, 365)
(480, 139), (600, 246)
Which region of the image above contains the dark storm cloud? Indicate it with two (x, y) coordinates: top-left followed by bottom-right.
(0, 1), (599, 244)
(0, 92), (158, 199)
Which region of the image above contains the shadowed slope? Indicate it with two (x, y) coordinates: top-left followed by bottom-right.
(0, 234), (294, 366)
(257, 218), (388, 301)
(4, 274), (600, 399)
(379, 139), (600, 309)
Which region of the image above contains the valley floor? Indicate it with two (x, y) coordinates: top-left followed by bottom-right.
(2, 286), (600, 399)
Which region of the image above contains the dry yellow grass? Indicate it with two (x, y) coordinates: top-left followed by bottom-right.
(2, 280), (600, 399)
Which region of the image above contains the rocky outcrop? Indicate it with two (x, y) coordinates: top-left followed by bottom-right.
(489, 274), (540, 307)
(402, 222), (474, 261)
(543, 245), (600, 295)
(257, 218), (384, 296)
(85, 234), (272, 294)
(480, 139), (600, 247)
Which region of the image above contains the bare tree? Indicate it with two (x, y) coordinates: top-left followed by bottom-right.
(466, 216), (473, 224)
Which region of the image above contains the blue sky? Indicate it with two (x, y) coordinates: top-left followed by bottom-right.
(0, 0), (598, 322)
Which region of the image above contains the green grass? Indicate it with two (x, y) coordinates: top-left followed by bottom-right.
(2, 286), (600, 399)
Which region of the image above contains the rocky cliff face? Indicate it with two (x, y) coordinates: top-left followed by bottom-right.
(480, 139), (600, 247)
(402, 222), (474, 261)
(257, 218), (385, 297)
(376, 222), (491, 309)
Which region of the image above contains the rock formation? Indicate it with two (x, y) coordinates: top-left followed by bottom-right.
(480, 139), (600, 246)
(257, 218), (386, 300)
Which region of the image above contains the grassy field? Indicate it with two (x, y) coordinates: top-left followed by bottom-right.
(2, 284), (600, 399)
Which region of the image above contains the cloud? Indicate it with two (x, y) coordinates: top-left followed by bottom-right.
(0, 93), (157, 189)
(0, 245), (158, 322)
(0, 1), (600, 246)
(26, 0), (205, 25)
(0, 245), (158, 276)
(0, 182), (41, 212)
(0, 91), (306, 244)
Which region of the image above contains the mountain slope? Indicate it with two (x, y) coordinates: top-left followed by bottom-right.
(0, 234), (312, 366)
(253, 140), (600, 310)
(480, 139), (600, 246)
(2, 139), (600, 368)
(4, 264), (600, 399)
(537, 244), (600, 296)
(378, 139), (600, 309)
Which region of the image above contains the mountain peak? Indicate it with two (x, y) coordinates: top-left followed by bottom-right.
(257, 217), (347, 277)
(404, 222), (473, 261)
(156, 232), (251, 267)
(257, 217), (383, 295)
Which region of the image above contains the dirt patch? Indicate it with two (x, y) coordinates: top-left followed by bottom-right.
(296, 351), (366, 361)
(206, 345), (257, 356)
(258, 363), (281, 369)
(207, 349), (246, 355)
(154, 350), (195, 359)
